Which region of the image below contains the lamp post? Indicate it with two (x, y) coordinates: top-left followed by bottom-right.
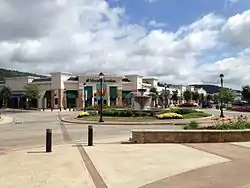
(164, 83), (167, 108)
(63, 88), (66, 110)
(99, 72), (104, 123)
(219, 74), (224, 118)
(83, 83), (86, 112)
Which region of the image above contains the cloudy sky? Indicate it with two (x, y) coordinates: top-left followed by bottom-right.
(0, 0), (250, 89)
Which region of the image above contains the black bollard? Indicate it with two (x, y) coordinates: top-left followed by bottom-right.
(46, 129), (52, 152)
(59, 107), (61, 111)
(88, 125), (93, 146)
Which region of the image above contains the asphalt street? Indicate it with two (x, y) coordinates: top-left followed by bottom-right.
(0, 110), (180, 151)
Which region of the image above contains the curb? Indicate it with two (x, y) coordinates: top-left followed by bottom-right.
(61, 115), (214, 126)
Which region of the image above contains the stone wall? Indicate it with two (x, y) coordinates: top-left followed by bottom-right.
(131, 129), (250, 143)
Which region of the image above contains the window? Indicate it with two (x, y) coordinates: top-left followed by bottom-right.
(55, 98), (58, 105)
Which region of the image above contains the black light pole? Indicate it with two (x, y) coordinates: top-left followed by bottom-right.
(164, 83), (167, 108)
(219, 74), (224, 118)
(99, 72), (104, 123)
(83, 83), (86, 112)
(63, 88), (66, 110)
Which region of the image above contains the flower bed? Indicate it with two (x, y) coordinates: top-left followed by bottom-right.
(156, 113), (183, 119)
(227, 106), (250, 112)
(184, 115), (250, 130)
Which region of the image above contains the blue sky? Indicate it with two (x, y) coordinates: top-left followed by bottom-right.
(2, 0), (250, 89)
(108, 0), (250, 31)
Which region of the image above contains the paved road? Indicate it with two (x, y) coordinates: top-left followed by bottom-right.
(0, 110), (180, 150)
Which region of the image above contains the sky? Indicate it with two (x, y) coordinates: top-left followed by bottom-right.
(0, 0), (250, 89)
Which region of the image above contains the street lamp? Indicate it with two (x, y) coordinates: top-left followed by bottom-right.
(63, 88), (66, 110)
(219, 73), (224, 118)
(164, 83), (167, 108)
(99, 72), (104, 123)
(83, 83), (86, 112)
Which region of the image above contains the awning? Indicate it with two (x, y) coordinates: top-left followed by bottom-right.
(11, 94), (24, 99)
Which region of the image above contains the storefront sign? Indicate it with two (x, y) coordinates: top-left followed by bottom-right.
(86, 78), (116, 83)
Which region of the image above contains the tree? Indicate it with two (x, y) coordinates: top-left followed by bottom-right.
(24, 84), (41, 108)
(206, 94), (212, 102)
(183, 90), (192, 102)
(192, 91), (200, 102)
(241, 85), (250, 103)
(219, 88), (235, 106)
(200, 93), (205, 103)
(149, 87), (158, 95)
(149, 87), (159, 107)
(0, 86), (11, 107)
(171, 90), (178, 103)
(213, 94), (219, 104)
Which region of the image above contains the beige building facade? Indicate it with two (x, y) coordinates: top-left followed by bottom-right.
(0, 72), (207, 109)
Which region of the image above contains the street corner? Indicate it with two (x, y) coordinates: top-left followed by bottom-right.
(0, 144), (95, 188)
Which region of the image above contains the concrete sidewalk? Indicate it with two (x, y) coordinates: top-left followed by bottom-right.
(0, 144), (95, 188)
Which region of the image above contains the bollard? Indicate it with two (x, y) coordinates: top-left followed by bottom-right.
(88, 125), (93, 146)
(43, 108), (45, 111)
(59, 107), (61, 111)
(46, 129), (52, 152)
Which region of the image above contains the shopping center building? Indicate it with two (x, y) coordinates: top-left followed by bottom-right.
(0, 72), (207, 109)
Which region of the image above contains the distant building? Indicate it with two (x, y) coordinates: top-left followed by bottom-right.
(0, 72), (207, 109)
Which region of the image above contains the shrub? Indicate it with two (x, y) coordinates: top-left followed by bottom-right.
(170, 107), (196, 114)
(195, 109), (204, 113)
(183, 121), (199, 130)
(102, 109), (115, 116)
(232, 107), (250, 112)
(77, 111), (90, 118)
(178, 103), (197, 107)
(156, 113), (183, 119)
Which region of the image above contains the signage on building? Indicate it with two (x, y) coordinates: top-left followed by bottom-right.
(81, 89), (87, 101)
(86, 78), (116, 83)
(96, 83), (107, 100)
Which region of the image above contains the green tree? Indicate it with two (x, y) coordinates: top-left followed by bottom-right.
(241, 85), (250, 103)
(24, 84), (41, 108)
(206, 94), (212, 102)
(213, 94), (219, 104)
(219, 88), (235, 106)
(183, 90), (192, 102)
(149, 87), (158, 95)
(149, 87), (159, 107)
(0, 86), (12, 107)
(192, 91), (200, 102)
(200, 93), (205, 103)
(171, 90), (178, 103)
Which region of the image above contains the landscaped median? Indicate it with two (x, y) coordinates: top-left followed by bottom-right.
(61, 107), (213, 125)
(130, 115), (250, 143)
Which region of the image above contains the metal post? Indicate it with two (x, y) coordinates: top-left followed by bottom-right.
(88, 125), (93, 146)
(99, 78), (104, 122)
(164, 86), (167, 108)
(83, 83), (86, 112)
(46, 129), (52, 152)
(220, 77), (224, 117)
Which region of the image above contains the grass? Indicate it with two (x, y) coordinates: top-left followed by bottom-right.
(182, 112), (211, 119)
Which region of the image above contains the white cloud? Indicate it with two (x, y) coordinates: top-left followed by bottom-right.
(0, 0), (250, 88)
(148, 20), (166, 28)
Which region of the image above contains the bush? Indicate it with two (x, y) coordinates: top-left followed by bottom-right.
(183, 121), (199, 130)
(77, 111), (90, 118)
(195, 109), (204, 113)
(178, 103), (197, 107)
(231, 107), (250, 112)
(183, 112), (211, 118)
(170, 107), (196, 114)
(102, 109), (115, 116)
(156, 113), (183, 119)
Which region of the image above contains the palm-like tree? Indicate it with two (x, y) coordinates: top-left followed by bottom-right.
(0, 86), (12, 108)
